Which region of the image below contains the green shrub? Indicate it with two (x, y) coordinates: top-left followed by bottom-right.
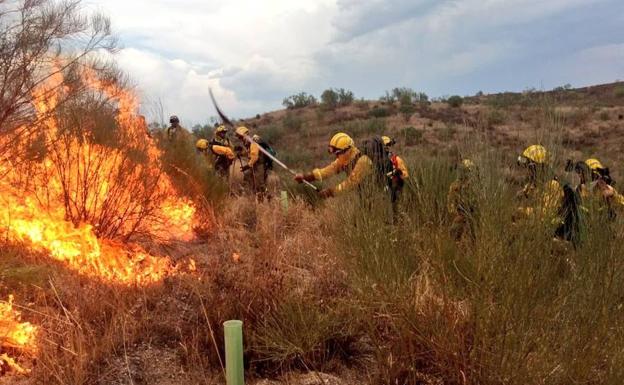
(614, 86), (624, 98)
(282, 112), (303, 132)
(437, 124), (457, 141)
(260, 124), (284, 144)
(283, 92), (317, 109)
(321, 88), (339, 109)
(487, 109), (506, 126)
(321, 88), (355, 109)
(402, 126), (424, 146)
(399, 104), (415, 122)
(368, 107), (391, 118)
(447, 95), (463, 108)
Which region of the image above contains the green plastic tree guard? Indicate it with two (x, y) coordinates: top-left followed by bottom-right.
(280, 190), (289, 213)
(224, 320), (244, 385)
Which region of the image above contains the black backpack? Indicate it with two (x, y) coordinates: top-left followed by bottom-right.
(257, 140), (276, 170)
(359, 137), (393, 187)
(556, 182), (582, 246)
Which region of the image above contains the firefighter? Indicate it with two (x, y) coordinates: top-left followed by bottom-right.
(516, 145), (580, 244)
(516, 145), (563, 217)
(575, 158), (624, 218)
(447, 159), (478, 241)
(294, 132), (373, 199)
(195, 128), (236, 178)
(235, 126), (269, 199)
(167, 115), (183, 141)
(382, 136), (409, 221)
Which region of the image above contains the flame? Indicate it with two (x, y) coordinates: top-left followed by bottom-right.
(0, 64), (199, 285)
(0, 296), (38, 354)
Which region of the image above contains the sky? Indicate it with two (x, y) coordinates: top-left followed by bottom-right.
(86, 0), (624, 125)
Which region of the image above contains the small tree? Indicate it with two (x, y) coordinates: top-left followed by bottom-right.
(321, 89), (339, 109)
(282, 92), (317, 109)
(336, 88), (354, 106)
(447, 95), (464, 108)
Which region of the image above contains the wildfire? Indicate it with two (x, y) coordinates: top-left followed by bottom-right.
(0, 64), (198, 285)
(0, 295), (38, 375)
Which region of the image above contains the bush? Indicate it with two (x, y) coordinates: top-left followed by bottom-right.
(614, 86), (624, 98)
(283, 92), (317, 109)
(399, 104), (415, 122)
(599, 110), (610, 121)
(447, 95), (463, 108)
(437, 124), (457, 141)
(260, 124), (284, 144)
(321, 88), (355, 109)
(368, 107), (391, 118)
(321, 88), (339, 109)
(283, 112), (303, 132)
(344, 118), (386, 137)
(487, 109), (506, 126)
(402, 126), (424, 146)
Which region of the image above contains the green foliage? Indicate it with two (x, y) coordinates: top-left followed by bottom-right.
(437, 124), (457, 141)
(282, 112), (303, 132)
(282, 92), (317, 109)
(260, 124), (284, 144)
(486, 108), (506, 126)
(402, 126), (424, 146)
(155, 131), (227, 207)
(368, 106), (391, 118)
(553, 83), (573, 92)
(447, 95), (464, 108)
(321, 88), (355, 109)
(399, 104), (415, 122)
(614, 86), (624, 98)
(191, 124), (214, 139)
(343, 118), (386, 137)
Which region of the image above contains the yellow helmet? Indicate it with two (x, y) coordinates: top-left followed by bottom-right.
(520, 144), (547, 164)
(196, 139), (209, 150)
(381, 136), (395, 147)
(252, 134), (261, 142)
(585, 158), (604, 170)
(461, 159), (476, 171)
(215, 125), (227, 134)
(235, 126), (249, 137)
(328, 132), (354, 153)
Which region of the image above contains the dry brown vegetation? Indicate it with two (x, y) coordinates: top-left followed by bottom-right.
(3, 1), (624, 384)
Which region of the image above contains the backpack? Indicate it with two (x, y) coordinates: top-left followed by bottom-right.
(556, 182), (582, 246)
(257, 140), (276, 170)
(359, 136), (394, 187)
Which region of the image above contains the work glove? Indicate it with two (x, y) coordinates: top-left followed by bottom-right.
(294, 173), (315, 183)
(319, 189), (334, 199)
(240, 165), (251, 173)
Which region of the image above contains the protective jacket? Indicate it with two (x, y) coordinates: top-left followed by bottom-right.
(311, 147), (373, 195)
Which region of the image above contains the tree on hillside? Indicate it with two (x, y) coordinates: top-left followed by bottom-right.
(321, 88), (354, 109)
(283, 92), (317, 109)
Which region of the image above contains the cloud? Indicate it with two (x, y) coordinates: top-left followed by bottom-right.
(89, 0), (624, 123)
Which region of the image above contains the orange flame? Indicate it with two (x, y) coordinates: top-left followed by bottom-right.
(0, 64), (198, 285)
(0, 296), (38, 354)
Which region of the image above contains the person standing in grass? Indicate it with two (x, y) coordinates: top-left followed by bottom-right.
(574, 158), (624, 219)
(516, 145), (581, 245)
(235, 126), (270, 200)
(294, 132), (375, 199)
(382, 135), (409, 221)
(195, 125), (236, 178)
(447, 159), (478, 241)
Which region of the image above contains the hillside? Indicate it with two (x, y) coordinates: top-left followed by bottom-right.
(240, 82), (624, 180)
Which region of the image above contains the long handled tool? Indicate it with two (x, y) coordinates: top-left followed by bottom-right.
(209, 89), (318, 191)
